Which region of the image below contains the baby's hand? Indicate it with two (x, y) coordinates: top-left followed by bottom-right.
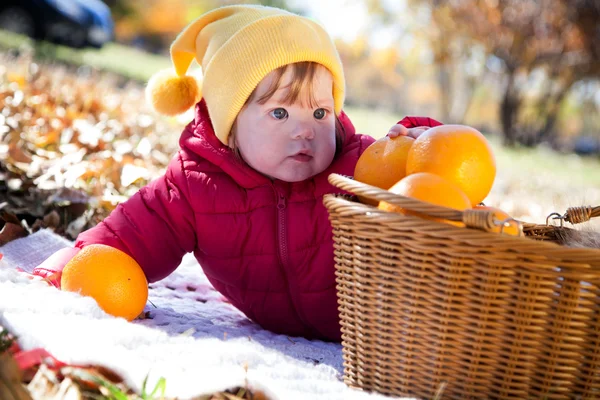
(31, 247), (81, 289)
(387, 124), (429, 139)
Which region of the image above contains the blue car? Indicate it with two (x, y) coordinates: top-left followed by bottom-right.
(0, 0), (114, 48)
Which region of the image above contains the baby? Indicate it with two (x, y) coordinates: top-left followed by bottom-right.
(34, 4), (441, 341)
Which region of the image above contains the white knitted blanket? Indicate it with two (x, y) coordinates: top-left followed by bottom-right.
(0, 229), (410, 400)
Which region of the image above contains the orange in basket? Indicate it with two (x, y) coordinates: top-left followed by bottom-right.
(379, 172), (471, 226)
(406, 124), (496, 206)
(354, 135), (414, 204)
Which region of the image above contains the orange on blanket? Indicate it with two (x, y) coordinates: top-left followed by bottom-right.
(61, 244), (148, 321)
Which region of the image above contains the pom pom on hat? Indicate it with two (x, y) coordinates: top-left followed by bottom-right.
(145, 69), (202, 116)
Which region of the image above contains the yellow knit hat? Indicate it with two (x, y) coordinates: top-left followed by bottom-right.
(145, 5), (345, 145)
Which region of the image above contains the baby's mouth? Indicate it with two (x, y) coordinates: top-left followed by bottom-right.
(290, 150), (313, 162)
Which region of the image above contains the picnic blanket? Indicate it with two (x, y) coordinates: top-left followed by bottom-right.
(0, 229), (411, 400)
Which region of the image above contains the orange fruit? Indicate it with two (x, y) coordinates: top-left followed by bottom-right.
(473, 205), (521, 236)
(379, 172), (471, 227)
(354, 135), (415, 205)
(61, 244), (148, 321)
(406, 125), (496, 206)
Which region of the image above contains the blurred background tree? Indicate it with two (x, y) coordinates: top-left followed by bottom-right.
(365, 0), (600, 147)
(428, 0), (600, 147)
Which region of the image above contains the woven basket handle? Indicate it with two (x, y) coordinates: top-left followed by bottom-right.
(549, 206), (600, 226)
(328, 173), (522, 234)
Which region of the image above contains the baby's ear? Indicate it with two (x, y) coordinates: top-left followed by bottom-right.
(145, 69), (202, 116)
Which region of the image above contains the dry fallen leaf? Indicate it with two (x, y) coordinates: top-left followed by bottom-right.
(27, 364), (82, 400)
(0, 352), (33, 400)
(0, 221), (28, 246)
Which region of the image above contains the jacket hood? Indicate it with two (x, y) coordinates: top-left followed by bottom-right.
(178, 100), (358, 189)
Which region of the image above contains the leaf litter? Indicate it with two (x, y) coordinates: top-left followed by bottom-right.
(0, 48), (184, 241)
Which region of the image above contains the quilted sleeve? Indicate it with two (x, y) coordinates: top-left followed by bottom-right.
(397, 116), (443, 128)
(74, 152), (197, 283)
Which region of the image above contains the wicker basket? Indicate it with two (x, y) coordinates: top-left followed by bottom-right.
(324, 173), (600, 400)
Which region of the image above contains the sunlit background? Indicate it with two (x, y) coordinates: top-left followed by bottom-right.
(104, 0), (600, 147)
(1, 0), (599, 238)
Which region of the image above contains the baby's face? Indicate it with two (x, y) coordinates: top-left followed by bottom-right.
(235, 66), (336, 182)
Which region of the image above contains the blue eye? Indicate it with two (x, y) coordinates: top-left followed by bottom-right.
(313, 108), (327, 120)
(270, 108), (288, 120)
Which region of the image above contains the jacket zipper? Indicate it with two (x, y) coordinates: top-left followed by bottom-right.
(276, 191), (288, 267)
(273, 186), (317, 335)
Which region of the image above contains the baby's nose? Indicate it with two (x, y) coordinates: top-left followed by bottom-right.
(292, 123), (315, 140)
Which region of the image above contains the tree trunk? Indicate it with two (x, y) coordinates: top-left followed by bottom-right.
(534, 80), (574, 145)
(433, 37), (452, 122)
(454, 74), (478, 123)
(437, 63), (451, 122)
(500, 70), (520, 146)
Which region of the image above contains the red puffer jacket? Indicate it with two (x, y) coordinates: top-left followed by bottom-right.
(75, 100), (441, 341)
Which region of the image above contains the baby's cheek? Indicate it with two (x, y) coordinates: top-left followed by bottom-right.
(319, 130), (337, 166)
(325, 127), (337, 150)
(258, 141), (284, 168)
